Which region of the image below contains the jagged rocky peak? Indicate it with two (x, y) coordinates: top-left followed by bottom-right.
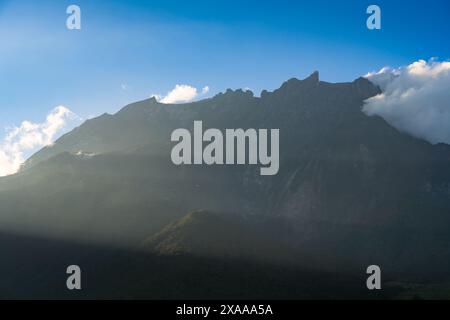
(307, 70), (320, 82)
(226, 88), (254, 96)
(258, 71), (321, 99)
(148, 96), (159, 104)
(214, 88), (255, 100)
(278, 71), (320, 91)
(352, 76), (382, 99)
(286, 71), (319, 83)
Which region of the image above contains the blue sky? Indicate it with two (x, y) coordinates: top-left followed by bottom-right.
(1, 0), (449, 134)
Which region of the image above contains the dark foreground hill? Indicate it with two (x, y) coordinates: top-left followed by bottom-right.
(0, 231), (396, 299)
(1, 72), (450, 298)
(144, 210), (302, 265)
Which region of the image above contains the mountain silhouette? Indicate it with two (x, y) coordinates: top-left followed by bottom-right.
(1, 72), (450, 282)
(144, 210), (300, 265)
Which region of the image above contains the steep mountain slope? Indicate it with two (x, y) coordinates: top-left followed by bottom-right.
(144, 210), (299, 265)
(1, 72), (450, 279)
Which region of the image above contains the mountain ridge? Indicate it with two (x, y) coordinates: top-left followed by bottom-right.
(20, 72), (383, 171)
(1, 72), (450, 279)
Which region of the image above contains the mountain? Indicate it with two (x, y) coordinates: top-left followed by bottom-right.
(1, 72), (450, 285)
(144, 210), (300, 265)
(0, 231), (391, 299)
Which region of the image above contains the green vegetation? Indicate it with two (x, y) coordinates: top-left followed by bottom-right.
(1, 74), (450, 298)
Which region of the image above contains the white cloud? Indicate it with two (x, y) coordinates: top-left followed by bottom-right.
(152, 84), (209, 104)
(364, 59), (450, 145)
(201, 86), (210, 94)
(364, 67), (400, 90)
(0, 106), (78, 177)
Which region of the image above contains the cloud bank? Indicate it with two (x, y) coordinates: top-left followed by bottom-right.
(0, 106), (77, 177)
(152, 84), (209, 104)
(364, 59), (450, 145)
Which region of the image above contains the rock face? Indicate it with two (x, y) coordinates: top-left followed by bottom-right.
(1, 72), (450, 277)
(144, 210), (299, 265)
